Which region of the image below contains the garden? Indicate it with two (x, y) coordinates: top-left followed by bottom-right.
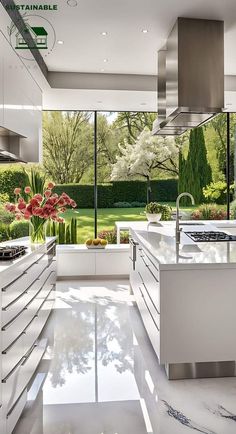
(0, 111), (235, 244)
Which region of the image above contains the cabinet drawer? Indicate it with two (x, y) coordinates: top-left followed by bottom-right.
(2, 333), (25, 379)
(6, 389), (27, 434)
(3, 339), (47, 413)
(0, 248), (45, 290)
(137, 250), (160, 312)
(139, 283), (160, 330)
(24, 286), (54, 352)
(132, 282), (160, 359)
(2, 264), (56, 349)
(2, 257), (47, 308)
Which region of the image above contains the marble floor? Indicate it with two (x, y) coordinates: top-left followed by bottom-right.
(13, 279), (236, 434)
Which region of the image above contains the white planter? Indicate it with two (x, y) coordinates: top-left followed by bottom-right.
(146, 213), (162, 223)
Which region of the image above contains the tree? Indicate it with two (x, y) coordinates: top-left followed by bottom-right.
(179, 127), (212, 204)
(111, 128), (180, 203)
(113, 112), (156, 142)
(43, 111), (94, 184)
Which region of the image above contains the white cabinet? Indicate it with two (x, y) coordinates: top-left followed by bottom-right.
(0, 238), (56, 434)
(0, 30), (42, 162)
(0, 35), (3, 128)
(57, 245), (130, 277)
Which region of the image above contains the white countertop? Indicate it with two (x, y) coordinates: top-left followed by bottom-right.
(0, 237), (56, 274)
(129, 220), (236, 270)
(56, 244), (129, 253)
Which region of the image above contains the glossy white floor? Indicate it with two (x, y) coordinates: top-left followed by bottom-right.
(13, 279), (236, 434)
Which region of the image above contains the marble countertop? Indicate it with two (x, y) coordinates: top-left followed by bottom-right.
(130, 220), (236, 270)
(0, 237), (56, 274)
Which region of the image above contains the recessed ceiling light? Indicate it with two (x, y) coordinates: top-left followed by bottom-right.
(101, 32), (108, 36)
(57, 40), (64, 45)
(142, 29), (149, 33)
(103, 58), (108, 63)
(97, 101), (102, 104)
(100, 68), (105, 72)
(67, 0), (78, 6)
(140, 102), (147, 106)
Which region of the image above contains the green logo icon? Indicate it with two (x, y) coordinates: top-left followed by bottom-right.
(15, 24), (48, 49)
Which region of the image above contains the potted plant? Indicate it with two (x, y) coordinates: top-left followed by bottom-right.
(145, 202), (162, 223)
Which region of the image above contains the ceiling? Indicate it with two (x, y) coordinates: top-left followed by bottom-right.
(31, 0), (236, 75)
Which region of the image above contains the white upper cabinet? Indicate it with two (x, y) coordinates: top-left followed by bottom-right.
(0, 30), (42, 162)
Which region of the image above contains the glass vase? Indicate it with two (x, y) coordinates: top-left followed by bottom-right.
(29, 219), (46, 244)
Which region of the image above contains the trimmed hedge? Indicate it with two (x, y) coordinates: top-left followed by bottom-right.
(54, 179), (178, 208)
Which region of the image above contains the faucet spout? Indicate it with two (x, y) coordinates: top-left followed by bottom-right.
(175, 192), (195, 243)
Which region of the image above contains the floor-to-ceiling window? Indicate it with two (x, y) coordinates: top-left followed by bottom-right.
(0, 110), (233, 244)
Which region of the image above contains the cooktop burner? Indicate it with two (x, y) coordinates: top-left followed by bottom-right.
(185, 231), (236, 242)
(0, 245), (27, 260)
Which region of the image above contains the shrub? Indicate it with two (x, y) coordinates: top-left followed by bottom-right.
(203, 181), (234, 204)
(191, 204), (227, 220)
(54, 179), (178, 209)
(130, 201), (146, 208)
(98, 229), (129, 244)
(0, 170), (27, 201)
(0, 206), (15, 225)
(0, 222), (10, 242)
(230, 200), (236, 219)
(10, 221), (29, 239)
(113, 202), (132, 208)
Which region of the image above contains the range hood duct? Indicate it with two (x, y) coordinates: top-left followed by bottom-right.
(153, 18), (224, 136)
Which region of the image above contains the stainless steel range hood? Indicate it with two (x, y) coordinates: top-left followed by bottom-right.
(153, 18), (224, 136)
(0, 126), (26, 163)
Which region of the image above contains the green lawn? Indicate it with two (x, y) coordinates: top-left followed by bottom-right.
(62, 204), (198, 243)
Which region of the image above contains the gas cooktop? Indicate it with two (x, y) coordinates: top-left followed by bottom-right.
(0, 245), (27, 260)
(185, 231), (236, 243)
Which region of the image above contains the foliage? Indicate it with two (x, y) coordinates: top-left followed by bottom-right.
(114, 112), (156, 142)
(145, 202), (162, 214)
(191, 204), (227, 220)
(54, 179), (178, 208)
(0, 206), (15, 225)
(10, 220), (29, 239)
(160, 204), (172, 221)
(98, 229), (129, 244)
(0, 169), (27, 201)
(43, 111), (94, 184)
(111, 127), (180, 202)
(47, 218), (77, 244)
(114, 202), (132, 208)
(178, 127), (212, 204)
(0, 193), (9, 203)
(0, 222), (10, 241)
(145, 202), (172, 220)
(203, 180), (234, 204)
(230, 200), (236, 219)
(25, 168), (46, 195)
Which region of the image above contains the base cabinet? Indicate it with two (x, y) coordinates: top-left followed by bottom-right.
(130, 229), (236, 377)
(0, 238), (56, 433)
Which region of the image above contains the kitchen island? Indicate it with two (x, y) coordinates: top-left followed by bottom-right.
(129, 221), (236, 380)
(0, 237), (56, 434)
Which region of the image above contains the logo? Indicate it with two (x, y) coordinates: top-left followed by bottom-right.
(15, 24), (48, 50)
(7, 6), (57, 61)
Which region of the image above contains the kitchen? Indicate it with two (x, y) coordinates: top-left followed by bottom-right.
(1, 1), (236, 433)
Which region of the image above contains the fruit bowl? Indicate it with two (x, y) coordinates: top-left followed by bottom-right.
(85, 238), (108, 249)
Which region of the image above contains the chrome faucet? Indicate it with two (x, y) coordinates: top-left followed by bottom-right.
(176, 192), (195, 243)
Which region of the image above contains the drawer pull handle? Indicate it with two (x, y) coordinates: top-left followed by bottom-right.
(2, 331), (25, 354)
(139, 287), (160, 331)
(2, 307), (27, 331)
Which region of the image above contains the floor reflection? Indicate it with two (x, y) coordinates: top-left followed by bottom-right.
(13, 280), (236, 434)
